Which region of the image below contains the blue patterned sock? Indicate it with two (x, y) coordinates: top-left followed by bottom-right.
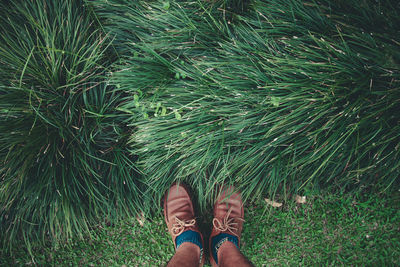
(211, 233), (239, 265)
(175, 230), (203, 262)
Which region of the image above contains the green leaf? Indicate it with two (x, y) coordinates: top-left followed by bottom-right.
(161, 107), (167, 116)
(155, 102), (161, 117)
(134, 94), (139, 108)
(174, 111), (182, 120)
(271, 96), (280, 107)
(162, 1), (170, 10)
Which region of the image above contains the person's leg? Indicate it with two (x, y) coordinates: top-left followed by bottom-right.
(217, 242), (254, 267)
(163, 183), (205, 266)
(209, 186), (255, 267)
(167, 242), (201, 267)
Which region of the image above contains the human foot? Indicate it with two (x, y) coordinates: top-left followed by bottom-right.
(209, 186), (244, 266)
(163, 183), (205, 266)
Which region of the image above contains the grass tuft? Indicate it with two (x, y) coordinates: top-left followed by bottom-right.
(89, 0), (400, 210)
(0, 0), (143, 254)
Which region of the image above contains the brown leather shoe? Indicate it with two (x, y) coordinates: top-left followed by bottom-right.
(163, 183), (205, 266)
(209, 186), (244, 267)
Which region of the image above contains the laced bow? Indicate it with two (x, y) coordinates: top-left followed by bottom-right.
(171, 217), (196, 236)
(212, 207), (244, 237)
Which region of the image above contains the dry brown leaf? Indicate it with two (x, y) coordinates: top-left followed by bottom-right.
(295, 195), (306, 204)
(136, 211), (145, 226)
(265, 198), (283, 207)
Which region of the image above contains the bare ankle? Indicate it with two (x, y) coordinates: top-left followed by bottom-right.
(217, 241), (254, 267)
(177, 242), (201, 260)
(167, 242), (201, 267)
(217, 241), (238, 260)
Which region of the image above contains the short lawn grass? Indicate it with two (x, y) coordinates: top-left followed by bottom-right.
(2, 191), (399, 266)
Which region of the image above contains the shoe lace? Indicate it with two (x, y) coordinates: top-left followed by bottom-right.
(212, 207), (245, 237)
(172, 217), (196, 236)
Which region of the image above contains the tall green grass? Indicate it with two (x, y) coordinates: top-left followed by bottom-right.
(90, 0), (400, 209)
(0, 0), (143, 252)
(1, 0), (399, 256)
